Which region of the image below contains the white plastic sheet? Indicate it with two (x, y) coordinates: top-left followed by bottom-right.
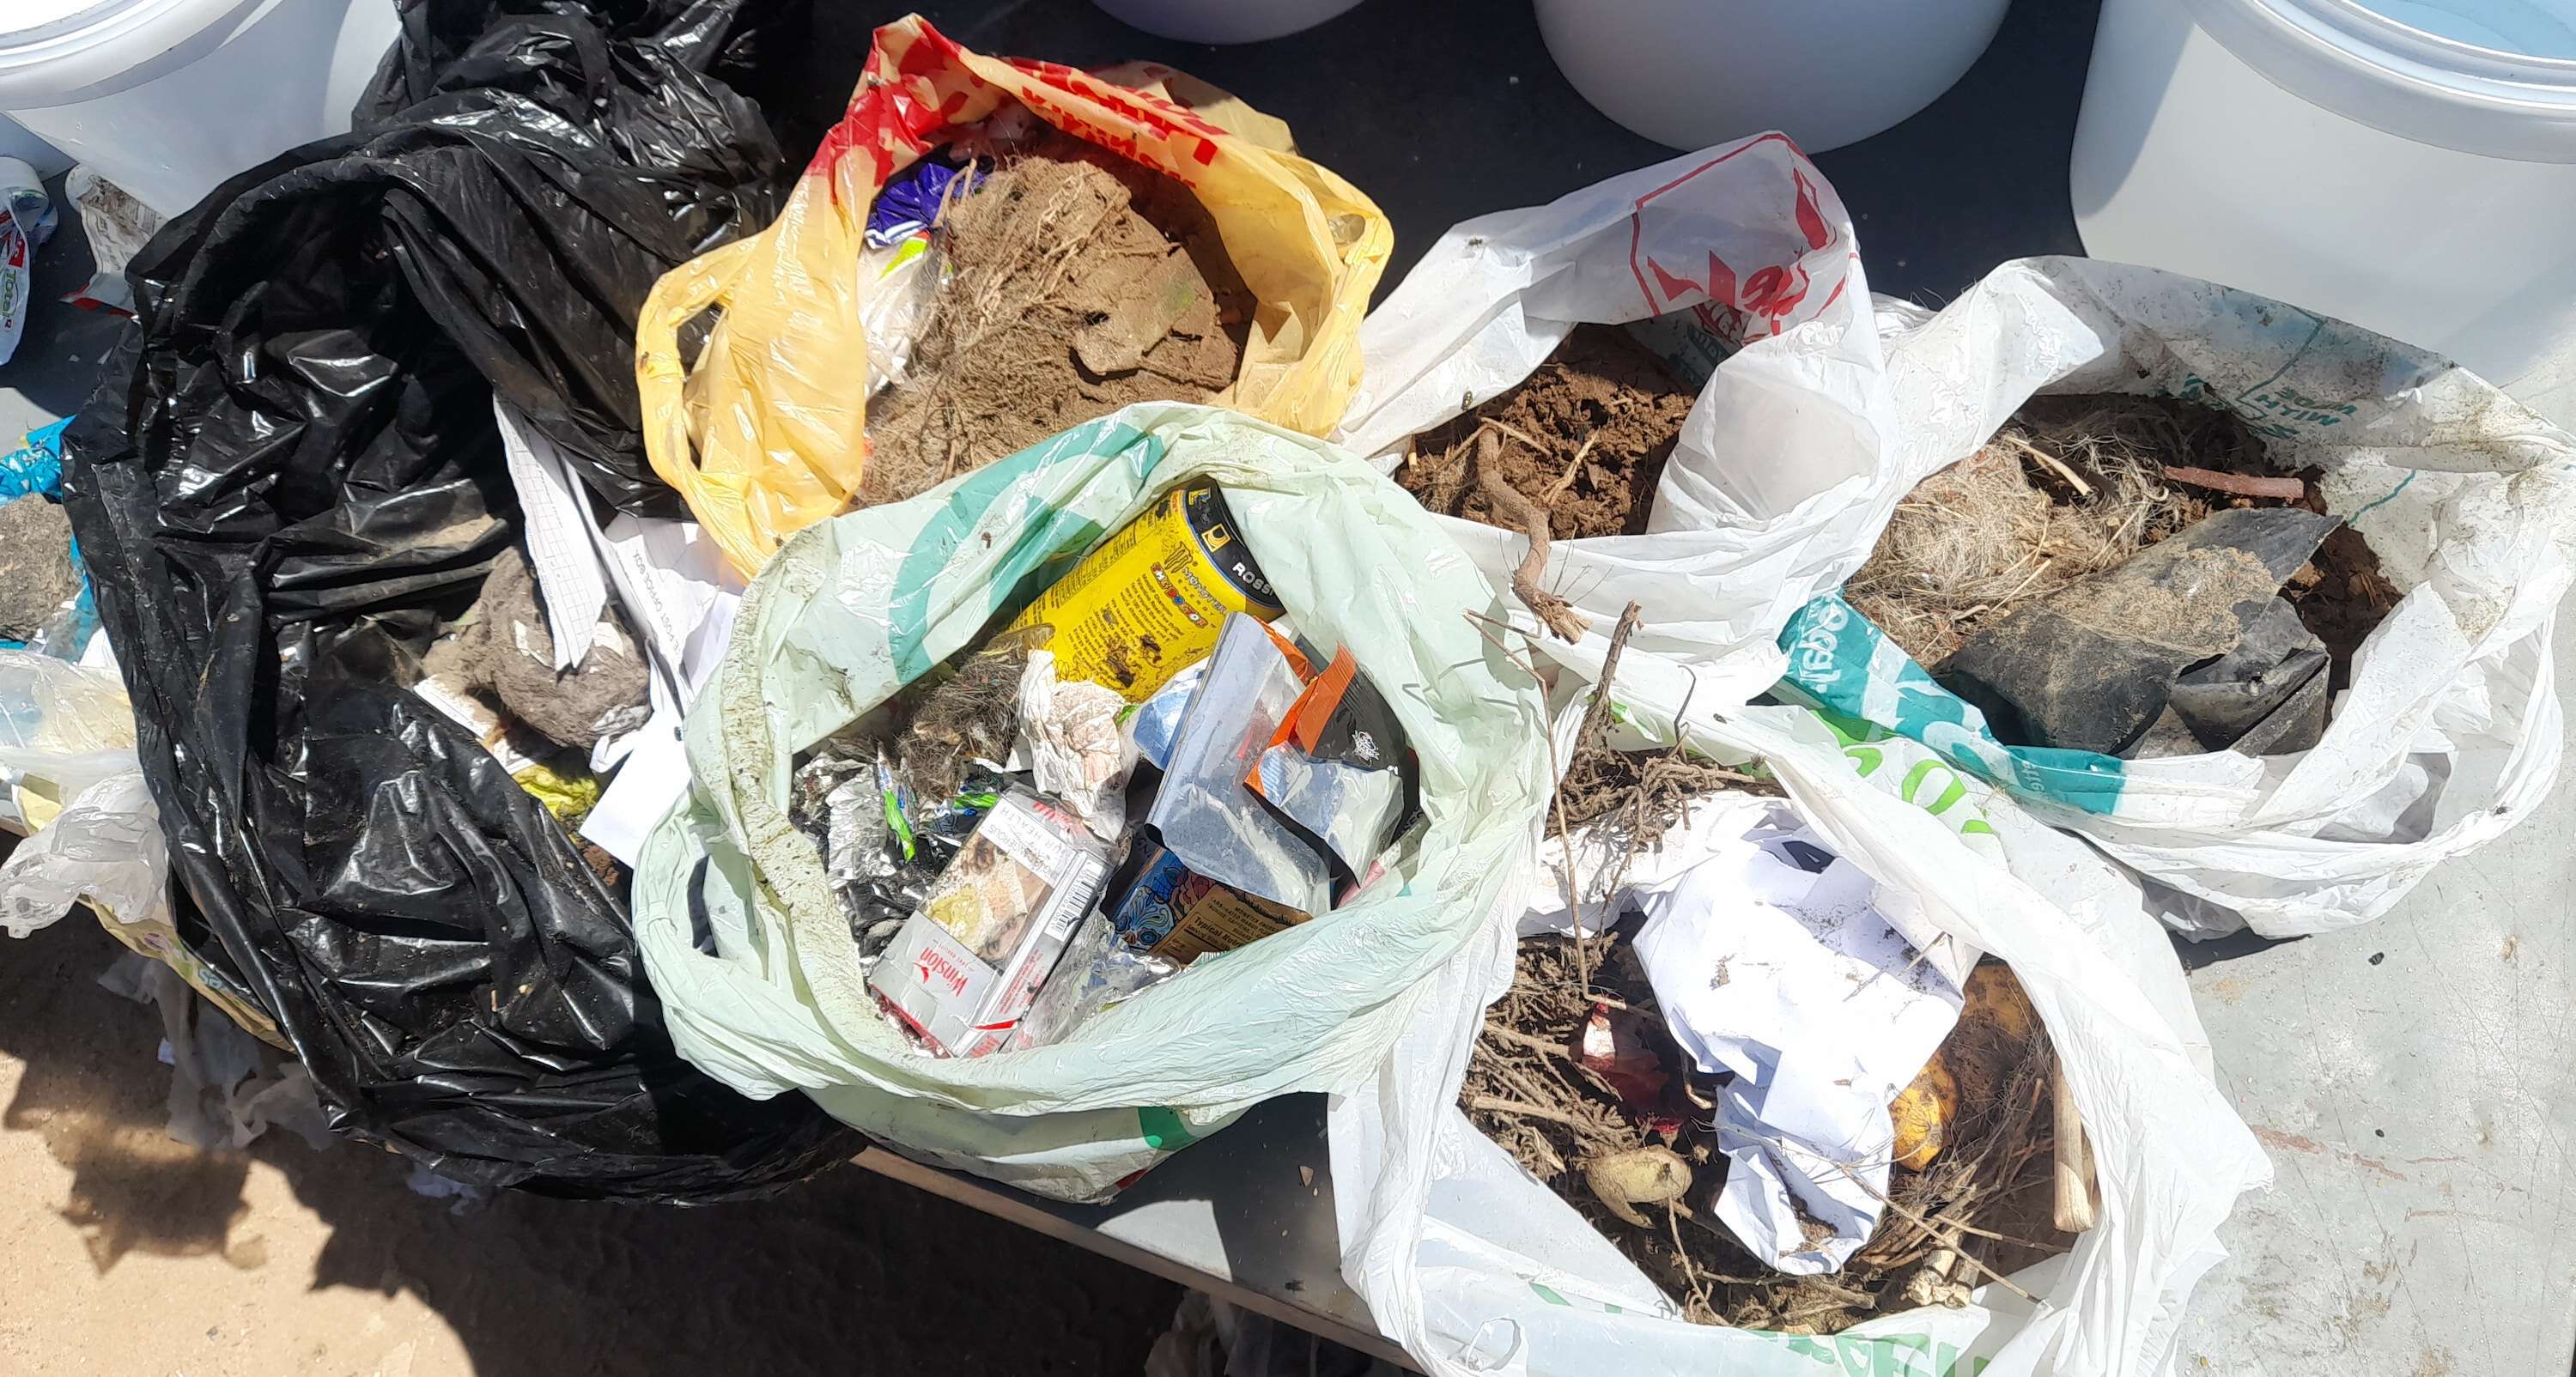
(1329, 694), (2269, 1377)
(0, 651), (158, 937)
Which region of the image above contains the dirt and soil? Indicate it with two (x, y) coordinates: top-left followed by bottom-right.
(0, 911), (1177, 1376)
(1847, 395), (2402, 687)
(1399, 325), (1696, 542)
(863, 136), (1253, 506)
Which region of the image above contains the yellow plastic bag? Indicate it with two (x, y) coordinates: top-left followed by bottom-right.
(635, 15), (1393, 578)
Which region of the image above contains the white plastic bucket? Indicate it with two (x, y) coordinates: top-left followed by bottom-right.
(2073, 0), (2576, 425)
(0, 115), (69, 179)
(0, 0), (401, 217)
(1532, 0), (2010, 154)
(1091, 0), (1366, 44)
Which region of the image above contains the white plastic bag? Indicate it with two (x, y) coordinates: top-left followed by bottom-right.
(0, 157), (53, 368)
(633, 403), (1553, 1201)
(1329, 689), (2268, 1377)
(0, 649), (282, 1042)
(0, 650), (158, 936)
(1346, 136), (2570, 936)
(1756, 262), (2574, 936)
(1332, 132), (1876, 715)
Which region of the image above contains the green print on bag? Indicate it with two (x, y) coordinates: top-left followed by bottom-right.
(1775, 593), (2128, 816)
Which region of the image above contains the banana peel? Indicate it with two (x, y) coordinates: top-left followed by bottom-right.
(1891, 961), (2039, 1172)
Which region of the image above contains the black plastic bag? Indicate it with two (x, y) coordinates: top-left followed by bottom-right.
(339, 0), (807, 516)
(1941, 507), (2339, 757)
(60, 0), (857, 1201)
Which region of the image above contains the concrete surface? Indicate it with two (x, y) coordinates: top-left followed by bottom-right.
(2175, 646), (2576, 1377)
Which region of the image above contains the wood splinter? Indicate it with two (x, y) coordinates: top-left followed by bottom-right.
(2050, 1062), (2101, 1234)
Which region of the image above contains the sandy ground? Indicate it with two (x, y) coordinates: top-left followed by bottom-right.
(0, 915), (1178, 1377)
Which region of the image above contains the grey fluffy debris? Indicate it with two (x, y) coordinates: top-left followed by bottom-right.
(0, 496), (79, 642)
(423, 548), (652, 751)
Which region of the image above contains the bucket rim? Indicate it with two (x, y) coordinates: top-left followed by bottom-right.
(0, 0), (273, 106)
(2179, 0), (2576, 160)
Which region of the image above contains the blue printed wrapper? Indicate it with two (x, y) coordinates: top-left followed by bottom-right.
(866, 159), (975, 249)
(0, 418), (70, 502)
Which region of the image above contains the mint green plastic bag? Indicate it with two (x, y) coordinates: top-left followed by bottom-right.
(632, 403), (1552, 1201)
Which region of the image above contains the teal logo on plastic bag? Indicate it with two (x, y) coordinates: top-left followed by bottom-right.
(1812, 707), (2002, 853)
(888, 417), (1167, 682)
(1775, 593), (2126, 815)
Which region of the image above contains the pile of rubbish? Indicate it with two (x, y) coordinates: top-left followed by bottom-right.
(0, 9), (1418, 1205)
(1466, 933), (2062, 1332)
(45, 0), (859, 1201)
(861, 135), (1255, 504)
(1454, 618), (2075, 1334)
(1844, 395), (2402, 759)
(633, 15), (1388, 577)
(792, 483), (1418, 1059)
(3, 8), (2572, 1376)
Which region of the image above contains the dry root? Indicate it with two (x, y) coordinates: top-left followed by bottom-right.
(1848, 396), (2277, 667)
(895, 640), (1032, 799)
(1475, 428), (1589, 642)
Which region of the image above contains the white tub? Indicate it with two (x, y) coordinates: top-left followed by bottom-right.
(1534, 0), (2011, 154)
(0, 0), (401, 217)
(0, 115), (69, 179)
(2074, 0), (2576, 423)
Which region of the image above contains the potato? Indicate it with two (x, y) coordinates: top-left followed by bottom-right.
(1583, 1146), (1692, 1227)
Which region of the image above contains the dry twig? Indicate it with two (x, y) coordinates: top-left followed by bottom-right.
(1999, 432), (2093, 497)
(1561, 603), (1643, 992)
(2160, 464), (2306, 500)
(1468, 1095), (1599, 1131)
(1474, 428), (1589, 641)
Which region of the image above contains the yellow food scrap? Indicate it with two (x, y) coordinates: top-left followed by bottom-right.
(1891, 961), (2041, 1172)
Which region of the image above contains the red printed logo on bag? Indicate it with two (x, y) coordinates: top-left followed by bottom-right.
(1625, 136), (1845, 349)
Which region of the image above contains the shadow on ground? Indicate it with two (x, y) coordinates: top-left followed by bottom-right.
(0, 915), (1176, 1377)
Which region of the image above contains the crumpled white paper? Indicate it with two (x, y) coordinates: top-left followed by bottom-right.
(1014, 649), (1135, 839)
(1630, 814), (1964, 1272)
(495, 400), (748, 864)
